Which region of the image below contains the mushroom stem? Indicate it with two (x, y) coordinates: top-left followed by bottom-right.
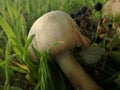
(56, 51), (101, 90)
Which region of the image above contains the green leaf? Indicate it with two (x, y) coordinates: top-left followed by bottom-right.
(23, 35), (35, 56)
(0, 61), (7, 67)
(5, 41), (11, 61)
(80, 46), (105, 64)
(114, 74), (120, 86)
(107, 35), (120, 49)
(9, 66), (27, 74)
(0, 85), (3, 90)
(109, 51), (120, 62)
(10, 87), (23, 90)
(0, 15), (16, 41)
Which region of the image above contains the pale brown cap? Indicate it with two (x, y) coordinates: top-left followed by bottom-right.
(28, 11), (90, 60)
(103, 0), (120, 17)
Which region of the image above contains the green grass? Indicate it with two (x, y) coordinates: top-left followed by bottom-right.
(1, 0), (120, 90)
(0, 0), (93, 90)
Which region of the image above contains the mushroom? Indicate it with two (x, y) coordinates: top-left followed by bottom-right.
(103, 0), (120, 17)
(28, 11), (101, 90)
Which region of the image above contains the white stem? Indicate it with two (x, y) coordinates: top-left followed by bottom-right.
(56, 51), (101, 90)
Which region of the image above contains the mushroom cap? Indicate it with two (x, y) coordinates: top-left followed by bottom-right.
(28, 11), (90, 60)
(103, 0), (120, 17)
